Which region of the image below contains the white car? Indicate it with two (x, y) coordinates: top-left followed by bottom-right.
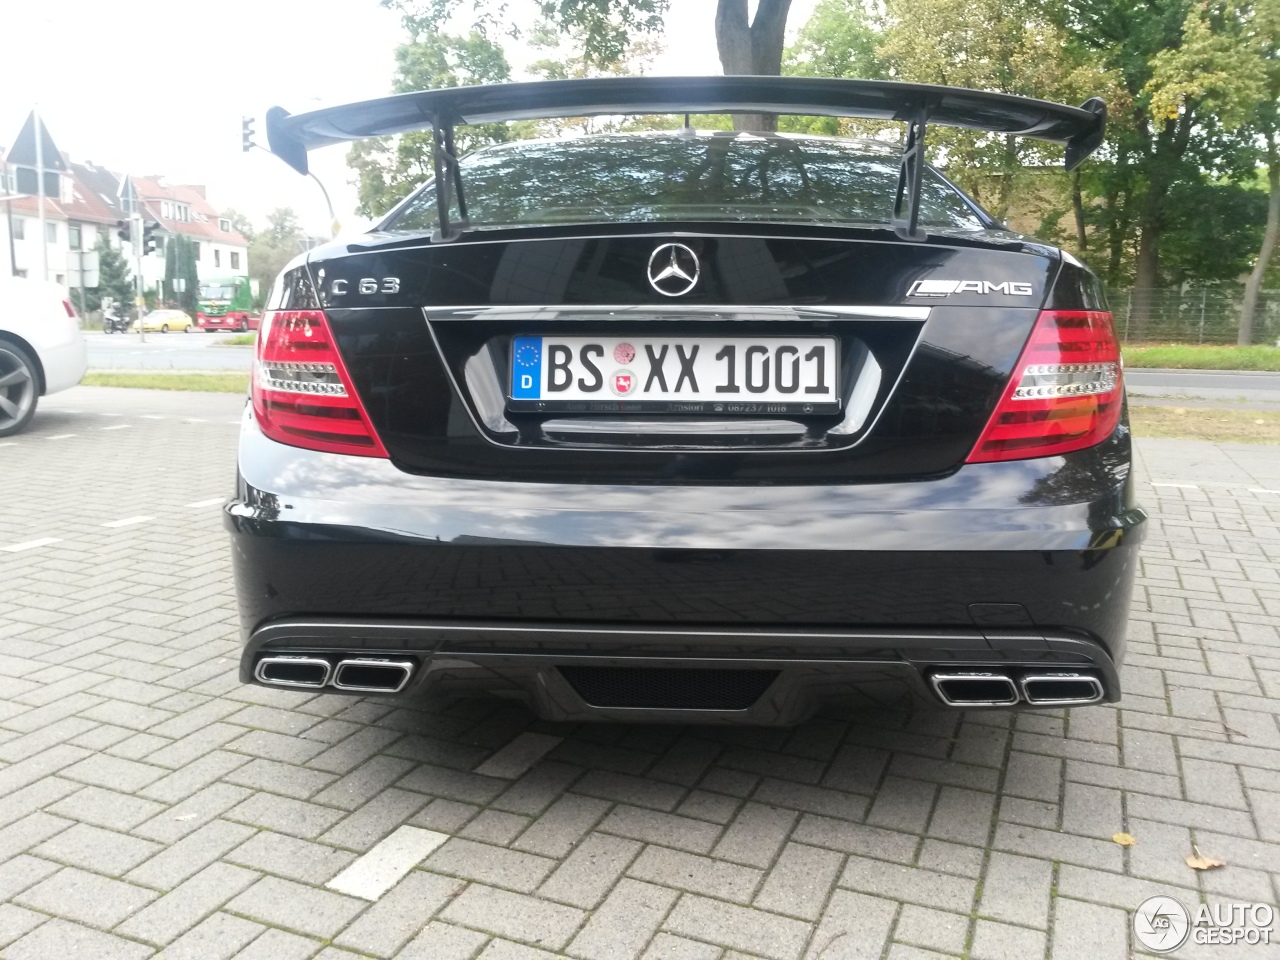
(0, 277), (89, 436)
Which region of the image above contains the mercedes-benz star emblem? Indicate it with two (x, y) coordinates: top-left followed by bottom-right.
(647, 243), (700, 297)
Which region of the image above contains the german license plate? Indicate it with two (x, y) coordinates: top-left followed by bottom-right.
(508, 336), (840, 415)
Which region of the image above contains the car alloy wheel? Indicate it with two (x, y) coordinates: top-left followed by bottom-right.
(161, 324), (169, 333)
(0, 341), (39, 437)
(185, 325), (194, 333)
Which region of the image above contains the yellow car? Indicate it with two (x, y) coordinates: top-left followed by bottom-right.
(139, 309), (196, 333)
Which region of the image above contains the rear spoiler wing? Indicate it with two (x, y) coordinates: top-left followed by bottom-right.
(264, 75), (1105, 242)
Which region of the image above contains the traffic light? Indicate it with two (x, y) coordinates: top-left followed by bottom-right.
(116, 219), (131, 243)
(142, 221), (159, 256)
(242, 116), (255, 153)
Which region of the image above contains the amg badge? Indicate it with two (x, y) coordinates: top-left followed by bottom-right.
(908, 279), (1035, 298)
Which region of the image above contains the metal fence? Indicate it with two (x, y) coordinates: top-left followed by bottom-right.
(1110, 288), (1280, 345)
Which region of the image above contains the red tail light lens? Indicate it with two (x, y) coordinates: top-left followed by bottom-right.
(251, 310), (388, 458)
(62, 299), (77, 318)
(967, 310), (1122, 463)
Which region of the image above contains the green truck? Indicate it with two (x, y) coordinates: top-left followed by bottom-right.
(196, 276), (258, 331)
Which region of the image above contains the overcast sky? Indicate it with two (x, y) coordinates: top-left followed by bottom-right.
(1, 0), (819, 235)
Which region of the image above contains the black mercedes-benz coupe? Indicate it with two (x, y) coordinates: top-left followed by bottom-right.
(227, 76), (1144, 724)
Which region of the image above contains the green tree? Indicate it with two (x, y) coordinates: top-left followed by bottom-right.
(780, 0), (885, 135)
(90, 237), (134, 316)
(1236, 0), (1280, 343)
(347, 26), (512, 219)
(1052, 0), (1268, 332)
(247, 207), (306, 308)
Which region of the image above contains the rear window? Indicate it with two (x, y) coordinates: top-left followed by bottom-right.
(385, 133), (987, 233)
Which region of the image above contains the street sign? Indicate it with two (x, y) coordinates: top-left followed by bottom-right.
(66, 250), (100, 289)
(118, 175), (138, 216)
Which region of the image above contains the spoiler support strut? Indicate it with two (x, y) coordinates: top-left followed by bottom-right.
(892, 101), (930, 241)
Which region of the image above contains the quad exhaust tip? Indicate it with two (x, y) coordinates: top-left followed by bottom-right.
(254, 656), (332, 689)
(931, 671), (1019, 707)
(1020, 672), (1104, 706)
(931, 670), (1104, 707)
(331, 658), (414, 694)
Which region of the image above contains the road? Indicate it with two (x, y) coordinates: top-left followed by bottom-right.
(1125, 368), (1280, 407)
(86, 331), (253, 371)
(0, 385), (1276, 959)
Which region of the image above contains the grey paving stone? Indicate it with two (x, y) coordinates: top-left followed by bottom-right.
(0, 903), (45, 949)
(641, 933), (724, 960)
(539, 833), (642, 908)
(979, 851), (1053, 929)
(805, 889), (897, 960)
(790, 814), (917, 863)
(318, 787), (428, 851)
(230, 928), (323, 960)
(970, 919), (1047, 960)
(225, 792), (345, 840)
(125, 819), (257, 889)
(567, 878), (679, 960)
(45, 785), (166, 831)
(630, 845), (762, 904)
(895, 904), (969, 955)
(711, 802), (796, 869)
(927, 786), (996, 846)
(224, 876), (366, 939)
(665, 896), (812, 960)
(154, 911), (265, 960)
(441, 883), (587, 951)
(752, 842), (842, 922)
(514, 794), (612, 858)
(397, 921), (491, 960)
(426, 836), (557, 892)
(32, 822), (161, 876)
(115, 862), (260, 945)
(226, 831), (357, 884)
(1049, 897), (1129, 960)
(0, 855), (60, 901)
(224, 758), (337, 800)
(134, 782), (253, 843)
(839, 856), (976, 914)
(2, 918), (153, 960)
(15, 866), (159, 929)
(599, 805), (723, 855)
(332, 870), (462, 956)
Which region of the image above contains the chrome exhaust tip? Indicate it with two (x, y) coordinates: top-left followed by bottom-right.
(930, 671), (1019, 707)
(331, 658), (414, 694)
(255, 655), (332, 689)
(1020, 672), (1104, 706)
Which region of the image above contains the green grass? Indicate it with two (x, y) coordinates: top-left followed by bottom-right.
(1122, 344), (1280, 370)
(216, 334), (257, 346)
(83, 372), (249, 393)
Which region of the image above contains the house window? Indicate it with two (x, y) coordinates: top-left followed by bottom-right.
(214, 249), (221, 267)
(55, 273), (65, 285)
(219, 218), (230, 232)
(11, 218), (23, 240)
(45, 222), (57, 243)
(230, 251), (240, 270)
(68, 225), (82, 249)
(161, 201), (170, 219)
(192, 241), (200, 261)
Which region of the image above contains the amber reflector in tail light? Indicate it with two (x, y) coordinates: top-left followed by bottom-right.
(967, 310), (1122, 463)
(251, 310), (388, 458)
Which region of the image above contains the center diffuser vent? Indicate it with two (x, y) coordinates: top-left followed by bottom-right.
(559, 666), (779, 710)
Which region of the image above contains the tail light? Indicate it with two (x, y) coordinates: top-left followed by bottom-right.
(967, 310), (1122, 463)
(251, 309), (388, 458)
(62, 299), (77, 318)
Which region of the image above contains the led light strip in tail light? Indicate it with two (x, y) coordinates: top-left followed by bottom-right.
(251, 310), (388, 458)
(967, 310), (1123, 463)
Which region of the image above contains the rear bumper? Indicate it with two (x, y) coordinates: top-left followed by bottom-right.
(240, 617), (1121, 724)
(227, 413), (1144, 722)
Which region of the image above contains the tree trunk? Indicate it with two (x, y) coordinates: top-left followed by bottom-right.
(1239, 140), (1279, 346)
(715, 0), (793, 132)
(1071, 170), (1088, 251)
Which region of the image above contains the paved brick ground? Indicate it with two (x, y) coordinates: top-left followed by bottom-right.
(0, 386), (1277, 959)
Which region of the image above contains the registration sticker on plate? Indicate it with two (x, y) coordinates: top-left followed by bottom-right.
(509, 336), (840, 415)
